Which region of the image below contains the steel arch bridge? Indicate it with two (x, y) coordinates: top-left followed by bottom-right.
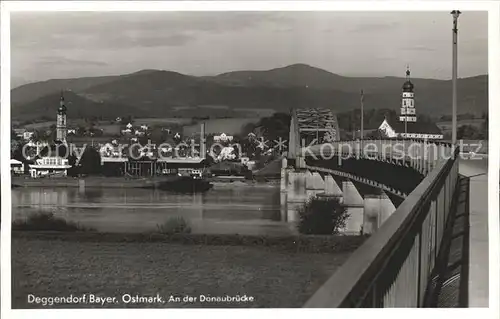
(289, 108), (340, 162)
(286, 107), (453, 194)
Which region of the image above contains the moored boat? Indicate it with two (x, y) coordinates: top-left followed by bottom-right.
(155, 176), (213, 193)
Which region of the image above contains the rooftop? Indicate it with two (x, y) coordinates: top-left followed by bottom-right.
(386, 118), (442, 135)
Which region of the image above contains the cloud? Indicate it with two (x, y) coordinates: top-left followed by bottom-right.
(105, 33), (196, 48)
(9, 11), (488, 82)
(399, 45), (436, 52)
(349, 21), (400, 33)
(37, 56), (109, 67)
(11, 12), (291, 50)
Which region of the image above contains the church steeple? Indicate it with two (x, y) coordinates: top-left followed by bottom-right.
(402, 65), (414, 92)
(56, 90), (67, 143)
(58, 91), (67, 115)
(400, 66), (416, 124)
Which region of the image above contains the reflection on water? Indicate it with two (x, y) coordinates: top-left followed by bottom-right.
(12, 185), (298, 236)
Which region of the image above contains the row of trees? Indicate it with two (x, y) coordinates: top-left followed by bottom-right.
(439, 112), (487, 121)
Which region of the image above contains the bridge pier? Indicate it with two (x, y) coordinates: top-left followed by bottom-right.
(342, 181), (365, 234)
(281, 160), (401, 235)
(363, 192), (397, 234)
(324, 174), (343, 201)
(285, 170), (307, 222)
(306, 171), (326, 200)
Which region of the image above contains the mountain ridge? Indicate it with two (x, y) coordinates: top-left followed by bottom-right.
(11, 64), (488, 120)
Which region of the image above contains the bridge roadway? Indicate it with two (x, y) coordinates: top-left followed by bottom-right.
(297, 141), (488, 307)
(458, 155), (488, 307)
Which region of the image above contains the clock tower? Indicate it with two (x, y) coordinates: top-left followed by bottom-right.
(400, 66), (416, 129)
(56, 92), (67, 143)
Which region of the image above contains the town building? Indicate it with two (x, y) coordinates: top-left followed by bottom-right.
(13, 128), (35, 141)
(214, 133), (234, 143)
(28, 154), (72, 178)
(11, 159), (24, 174)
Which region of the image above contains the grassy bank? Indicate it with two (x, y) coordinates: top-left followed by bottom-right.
(12, 214), (365, 308)
(12, 231), (365, 254)
(11, 176), (173, 188)
(12, 237), (354, 308)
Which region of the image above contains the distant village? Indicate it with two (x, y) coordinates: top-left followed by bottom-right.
(10, 67), (487, 179)
(10, 93), (286, 180)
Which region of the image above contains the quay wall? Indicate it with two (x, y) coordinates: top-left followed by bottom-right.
(11, 176), (168, 189)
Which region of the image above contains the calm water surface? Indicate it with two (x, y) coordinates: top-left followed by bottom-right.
(12, 185), (298, 236)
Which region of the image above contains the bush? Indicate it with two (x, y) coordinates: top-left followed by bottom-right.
(12, 212), (94, 232)
(156, 216), (192, 234)
(297, 197), (349, 235)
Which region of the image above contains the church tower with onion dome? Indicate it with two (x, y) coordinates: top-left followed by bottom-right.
(56, 91), (67, 143)
(400, 66), (416, 131)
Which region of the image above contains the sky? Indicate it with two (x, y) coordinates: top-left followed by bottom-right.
(10, 11), (488, 86)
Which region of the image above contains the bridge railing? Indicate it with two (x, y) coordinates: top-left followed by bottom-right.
(302, 139), (454, 174)
(304, 145), (459, 307)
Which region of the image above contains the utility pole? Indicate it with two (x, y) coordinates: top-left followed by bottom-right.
(451, 10), (461, 144)
(404, 65), (408, 137)
(405, 115), (407, 137)
(360, 90), (364, 140)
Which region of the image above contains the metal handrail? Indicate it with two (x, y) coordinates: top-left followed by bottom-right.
(304, 146), (459, 307)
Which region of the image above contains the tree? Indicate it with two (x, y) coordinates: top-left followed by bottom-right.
(12, 142), (25, 161)
(297, 197), (349, 235)
(149, 128), (166, 144)
(77, 125), (86, 136)
(323, 121), (337, 142)
(457, 125), (481, 140)
(67, 151), (79, 177)
(78, 146), (102, 175)
(257, 112), (290, 143)
(481, 115), (488, 139)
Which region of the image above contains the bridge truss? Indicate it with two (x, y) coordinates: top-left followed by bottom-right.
(289, 108), (340, 161)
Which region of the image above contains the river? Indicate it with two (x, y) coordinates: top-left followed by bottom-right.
(12, 184), (299, 236)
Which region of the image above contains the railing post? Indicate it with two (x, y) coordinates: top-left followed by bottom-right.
(416, 228), (423, 306)
(420, 142), (425, 174)
(431, 197), (438, 262)
(390, 139), (393, 160)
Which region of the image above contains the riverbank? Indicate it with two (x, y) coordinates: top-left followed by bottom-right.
(211, 179), (280, 188)
(12, 175), (279, 189)
(12, 232), (363, 308)
(11, 176), (177, 188)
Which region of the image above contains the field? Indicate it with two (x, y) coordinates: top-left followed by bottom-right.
(436, 119), (486, 132)
(12, 237), (353, 308)
(183, 117), (262, 137)
(23, 121), (57, 130)
(132, 118), (194, 126)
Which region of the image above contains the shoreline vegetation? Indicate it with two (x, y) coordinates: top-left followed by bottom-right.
(12, 212), (96, 232)
(12, 211), (366, 253)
